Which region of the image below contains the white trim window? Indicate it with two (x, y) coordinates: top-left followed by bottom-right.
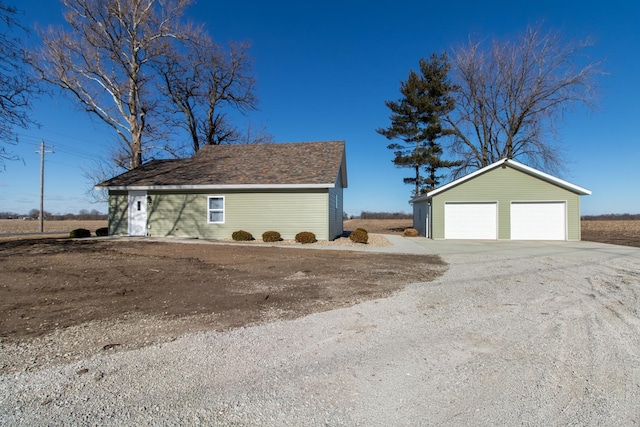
(207, 196), (225, 223)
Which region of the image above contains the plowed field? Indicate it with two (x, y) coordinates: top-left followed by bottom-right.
(581, 220), (640, 248)
(0, 220), (106, 237)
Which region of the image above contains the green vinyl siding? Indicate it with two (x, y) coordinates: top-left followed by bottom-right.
(430, 165), (581, 240)
(412, 201), (428, 236)
(328, 169), (345, 240)
(143, 189), (330, 240)
(108, 191), (129, 235)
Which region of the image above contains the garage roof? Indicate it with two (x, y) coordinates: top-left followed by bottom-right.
(411, 158), (591, 203)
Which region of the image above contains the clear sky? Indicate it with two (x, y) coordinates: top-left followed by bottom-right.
(1, 0), (638, 216)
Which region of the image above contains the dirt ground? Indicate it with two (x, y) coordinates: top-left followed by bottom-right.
(2, 217), (638, 373)
(0, 237), (444, 371)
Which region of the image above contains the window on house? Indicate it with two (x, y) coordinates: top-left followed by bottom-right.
(207, 196), (224, 223)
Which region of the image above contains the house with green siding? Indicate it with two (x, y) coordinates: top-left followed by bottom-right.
(411, 158), (591, 240)
(96, 141), (347, 241)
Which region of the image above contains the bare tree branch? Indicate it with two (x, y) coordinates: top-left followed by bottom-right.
(32, 0), (193, 169)
(157, 35), (260, 152)
(446, 24), (603, 176)
(235, 122), (274, 145)
(0, 1), (40, 166)
(81, 158), (123, 203)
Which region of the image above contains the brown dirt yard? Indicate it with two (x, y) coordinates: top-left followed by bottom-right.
(0, 236), (445, 372)
(2, 217), (638, 373)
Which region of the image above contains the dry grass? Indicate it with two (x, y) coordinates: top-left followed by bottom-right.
(0, 219), (107, 235)
(581, 220), (640, 235)
(344, 219), (413, 235)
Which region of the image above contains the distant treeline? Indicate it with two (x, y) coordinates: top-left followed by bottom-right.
(355, 211), (413, 220)
(0, 209), (107, 220)
(351, 212), (640, 220)
(582, 213), (640, 221)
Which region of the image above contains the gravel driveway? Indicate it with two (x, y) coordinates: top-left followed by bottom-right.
(2, 240), (640, 426)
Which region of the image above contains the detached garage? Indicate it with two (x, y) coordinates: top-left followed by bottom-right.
(411, 159), (591, 241)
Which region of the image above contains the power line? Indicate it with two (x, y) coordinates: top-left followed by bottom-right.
(48, 159), (84, 169)
(16, 132), (102, 160)
(35, 141), (54, 233)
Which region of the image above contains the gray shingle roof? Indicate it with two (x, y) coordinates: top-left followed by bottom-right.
(98, 141), (346, 188)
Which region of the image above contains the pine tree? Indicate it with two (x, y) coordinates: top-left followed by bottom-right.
(377, 53), (461, 197)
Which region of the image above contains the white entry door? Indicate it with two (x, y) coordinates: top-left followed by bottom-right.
(510, 201), (566, 240)
(444, 202), (497, 239)
(128, 191), (147, 236)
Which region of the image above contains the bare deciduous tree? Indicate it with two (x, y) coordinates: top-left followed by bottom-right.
(446, 25), (602, 176)
(159, 37), (261, 152)
(0, 1), (39, 165)
(82, 163), (114, 203)
(34, 0), (193, 169)
(235, 121), (274, 145)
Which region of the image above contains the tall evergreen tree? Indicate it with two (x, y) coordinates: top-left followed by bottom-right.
(377, 53), (460, 197)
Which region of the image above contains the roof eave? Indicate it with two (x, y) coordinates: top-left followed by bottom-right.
(95, 183), (336, 191)
(410, 158), (591, 202)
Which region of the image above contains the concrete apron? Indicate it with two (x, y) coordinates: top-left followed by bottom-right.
(97, 234), (640, 259)
(379, 234), (640, 259)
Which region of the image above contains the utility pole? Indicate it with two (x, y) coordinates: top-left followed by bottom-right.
(36, 141), (53, 233)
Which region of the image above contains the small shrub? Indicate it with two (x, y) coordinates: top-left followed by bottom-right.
(95, 227), (109, 237)
(70, 228), (91, 238)
(232, 230), (254, 241)
(403, 228), (419, 237)
(349, 228), (368, 244)
(262, 231), (281, 242)
(295, 231), (317, 244)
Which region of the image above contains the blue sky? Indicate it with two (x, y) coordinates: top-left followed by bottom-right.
(1, 0), (638, 216)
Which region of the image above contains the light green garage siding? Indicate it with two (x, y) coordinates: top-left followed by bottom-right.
(412, 201), (428, 236)
(144, 189), (330, 240)
(431, 165), (582, 240)
(108, 191), (129, 235)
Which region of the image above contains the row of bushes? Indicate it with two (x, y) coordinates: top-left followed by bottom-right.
(231, 229), (371, 244)
(232, 230), (320, 244)
(69, 227), (108, 238)
(70, 227), (381, 243)
(231, 228), (369, 244)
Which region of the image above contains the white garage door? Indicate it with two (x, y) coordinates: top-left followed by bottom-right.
(444, 202), (497, 239)
(511, 202), (566, 240)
